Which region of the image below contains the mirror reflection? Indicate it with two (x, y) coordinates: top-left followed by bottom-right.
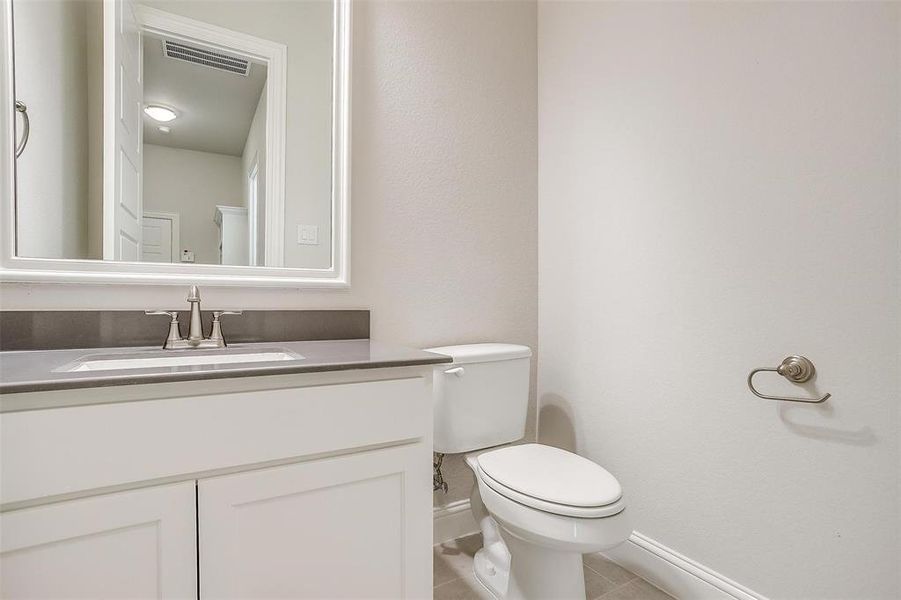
(142, 31), (268, 266)
(11, 0), (334, 269)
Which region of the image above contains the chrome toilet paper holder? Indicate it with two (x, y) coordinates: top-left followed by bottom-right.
(747, 355), (831, 403)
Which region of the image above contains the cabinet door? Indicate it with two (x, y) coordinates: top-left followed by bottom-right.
(199, 444), (432, 599)
(1, 482), (197, 599)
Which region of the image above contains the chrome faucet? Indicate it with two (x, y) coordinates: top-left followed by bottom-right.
(146, 286), (242, 349)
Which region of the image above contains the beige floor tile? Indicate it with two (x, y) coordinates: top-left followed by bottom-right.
(446, 533), (484, 557)
(434, 533), (483, 584)
(433, 575), (495, 600)
(433, 547), (463, 588)
(584, 565), (622, 600)
(584, 553), (638, 586)
(434, 534), (669, 600)
(599, 578), (675, 600)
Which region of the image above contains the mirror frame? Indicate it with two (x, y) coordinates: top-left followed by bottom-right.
(0, 0), (351, 288)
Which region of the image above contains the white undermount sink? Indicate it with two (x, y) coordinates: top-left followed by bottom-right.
(60, 350), (303, 373)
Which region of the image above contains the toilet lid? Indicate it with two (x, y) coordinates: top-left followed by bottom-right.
(477, 444), (622, 508)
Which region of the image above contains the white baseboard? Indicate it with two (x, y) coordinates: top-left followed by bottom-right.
(432, 501), (766, 600)
(604, 532), (768, 600)
(433, 499), (478, 544)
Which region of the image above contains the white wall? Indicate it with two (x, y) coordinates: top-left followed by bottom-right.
(142, 0), (333, 270)
(0, 1), (539, 508)
(85, 0), (103, 260)
(13, 0), (91, 260)
(538, 2), (899, 599)
(143, 144), (243, 265)
(242, 88), (266, 266)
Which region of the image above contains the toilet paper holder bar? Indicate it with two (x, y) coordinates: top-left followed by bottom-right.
(747, 355), (831, 403)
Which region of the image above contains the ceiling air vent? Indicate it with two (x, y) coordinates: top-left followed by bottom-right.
(163, 40), (250, 76)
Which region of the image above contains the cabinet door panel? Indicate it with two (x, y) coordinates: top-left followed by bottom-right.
(199, 444), (431, 599)
(0, 482), (197, 599)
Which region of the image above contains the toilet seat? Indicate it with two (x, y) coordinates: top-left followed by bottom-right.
(477, 466), (626, 518)
(475, 444), (625, 518)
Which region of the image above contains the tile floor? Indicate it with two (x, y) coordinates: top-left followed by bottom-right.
(433, 534), (675, 600)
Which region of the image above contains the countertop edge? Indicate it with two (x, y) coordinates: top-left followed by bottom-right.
(0, 354), (453, 395)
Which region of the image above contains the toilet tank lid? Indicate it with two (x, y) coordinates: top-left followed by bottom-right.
(424, 343), (532, 364)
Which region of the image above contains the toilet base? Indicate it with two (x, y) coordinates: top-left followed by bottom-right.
(473, 547), (507, 599)
(473, 535), (587, 600)
(500, 531), (586, 600)
(468, 461), (511, 599)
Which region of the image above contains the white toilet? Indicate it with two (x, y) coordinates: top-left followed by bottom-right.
(427, 343), (632, 600)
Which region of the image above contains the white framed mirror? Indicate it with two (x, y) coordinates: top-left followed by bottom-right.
(0, 0), (350, 287)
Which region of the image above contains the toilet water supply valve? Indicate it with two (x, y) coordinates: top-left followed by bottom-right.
(433, 452), (448, 493)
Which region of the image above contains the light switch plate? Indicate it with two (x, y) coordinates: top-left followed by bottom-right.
(297, 224), (319, 245)
(181, 250), (195, 263)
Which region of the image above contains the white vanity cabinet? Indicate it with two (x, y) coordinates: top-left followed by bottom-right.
(199, 444), (428, 598)
(0, 367), (435, 599)
(0, 482), (198, 599)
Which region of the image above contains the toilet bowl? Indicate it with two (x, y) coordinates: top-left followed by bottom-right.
(465, 445), (631, 599)
(425, 343), (632, 599)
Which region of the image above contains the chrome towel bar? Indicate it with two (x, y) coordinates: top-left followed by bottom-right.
(747, 355), (831, 403)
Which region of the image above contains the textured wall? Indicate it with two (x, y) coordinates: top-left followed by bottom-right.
(538, 2), (900, 598)
(0, 0), (539, 508)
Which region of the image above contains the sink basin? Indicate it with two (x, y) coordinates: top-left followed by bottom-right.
(58, 349), (304, 373)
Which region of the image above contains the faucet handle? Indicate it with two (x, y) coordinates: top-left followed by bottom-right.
(145, 310), (179, 322)
(211, 310), (243, 320)
(209, 311), (242, 346)
(145, 311), (183, 348)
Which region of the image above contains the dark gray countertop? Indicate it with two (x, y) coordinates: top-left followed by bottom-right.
(0, 340), (452, 394)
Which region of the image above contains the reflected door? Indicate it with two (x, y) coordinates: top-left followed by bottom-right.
(141, 215), (173, 262)
(102, 0), (144, 261)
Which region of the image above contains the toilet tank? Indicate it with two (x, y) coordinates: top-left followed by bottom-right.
(425, 343), (532, 454)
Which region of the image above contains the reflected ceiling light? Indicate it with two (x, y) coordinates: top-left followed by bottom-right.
(144, 105), (177, 122)
(158, 126), (171, 134)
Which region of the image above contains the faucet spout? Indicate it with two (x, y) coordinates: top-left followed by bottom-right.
(186, 286), (204, 343)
